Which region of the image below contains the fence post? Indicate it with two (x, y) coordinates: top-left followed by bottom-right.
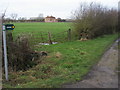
(48, 32), (52, 44)
(68, 29), (71, 41)
(40, 32), (44, 43)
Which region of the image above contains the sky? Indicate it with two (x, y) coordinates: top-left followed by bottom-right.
(0, 0), (119, 19)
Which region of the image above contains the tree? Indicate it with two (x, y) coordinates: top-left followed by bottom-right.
(72, 2), (118, 39)
(4, 18), (12, 23)
(37, 13), (44, 22)
(10, 13), (18, 21)
(38, 13), (44, 19)
(18, 17), (27, 22)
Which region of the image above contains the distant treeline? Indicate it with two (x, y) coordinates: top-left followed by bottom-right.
(4, 18), (73, 23)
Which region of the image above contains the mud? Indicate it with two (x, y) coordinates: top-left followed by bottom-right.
(62, 39), (119, 88)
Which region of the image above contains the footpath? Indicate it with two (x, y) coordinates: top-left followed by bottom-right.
(62, 39), (119, 88)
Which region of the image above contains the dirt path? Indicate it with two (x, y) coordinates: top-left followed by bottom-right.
(62, 39), (119, 88)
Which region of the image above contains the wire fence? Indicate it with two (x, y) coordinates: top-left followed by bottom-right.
(16, 29), (77, 48)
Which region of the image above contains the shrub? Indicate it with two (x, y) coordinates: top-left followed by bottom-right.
(3, 32), (40, 71)
(72, 2), (118, 39)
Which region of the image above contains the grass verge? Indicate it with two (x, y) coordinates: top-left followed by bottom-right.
(3, 33), (118, 88)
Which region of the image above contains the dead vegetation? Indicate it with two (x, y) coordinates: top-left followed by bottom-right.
(2, 32), (47, 72)
(55, 52), (62, 58)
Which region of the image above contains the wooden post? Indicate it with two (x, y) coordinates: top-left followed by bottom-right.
(0, 15), (2, 88)
(68, 29), (71, 41)
(48, 32), (52, 44)
(40, 32), (44, 43)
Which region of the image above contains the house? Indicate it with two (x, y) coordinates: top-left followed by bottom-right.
(45, 16), (58, 22)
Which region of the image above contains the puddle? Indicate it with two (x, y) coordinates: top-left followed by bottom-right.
(39, 42), (58, 45)
(116, 39), (120, 43)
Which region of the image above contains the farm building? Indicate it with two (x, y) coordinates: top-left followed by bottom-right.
(45, 16), (58, 22)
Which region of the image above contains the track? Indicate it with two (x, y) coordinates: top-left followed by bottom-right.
(62, 39), (119, 88)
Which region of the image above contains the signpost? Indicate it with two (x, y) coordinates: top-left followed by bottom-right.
(0, 16), (2, 89)
(5, 24), (15, 30)
(2, 24), (15, 81)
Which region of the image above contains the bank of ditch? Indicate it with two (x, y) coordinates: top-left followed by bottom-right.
(3, 34), (118, 88)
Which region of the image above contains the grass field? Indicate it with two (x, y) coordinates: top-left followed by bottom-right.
(10, 22), (73, 45)
(3, 33), (118, 88)
(12, 22), (72, 35)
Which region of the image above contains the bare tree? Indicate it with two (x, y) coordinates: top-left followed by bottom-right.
(37, 13), (44, 22)
(18, 17), (27, 22)
(38, 13), (44, 19)
(72, 2), (118, 39)
(10, 13), (18, 21)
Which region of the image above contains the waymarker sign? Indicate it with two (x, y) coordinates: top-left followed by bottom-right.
(5, 24), (15, 30)
(2, 24), (15, 81)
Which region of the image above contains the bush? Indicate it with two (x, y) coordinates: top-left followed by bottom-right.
(3, 32), (40, 71)
(72, 2), (118, 39)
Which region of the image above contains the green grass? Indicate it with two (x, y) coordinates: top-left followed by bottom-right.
(12, 22), (72, 36)
(3, 33), (118, 88)
(10, 22), (73, 45)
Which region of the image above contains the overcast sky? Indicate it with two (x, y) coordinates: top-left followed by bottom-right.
(0, 0), (119, 19)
